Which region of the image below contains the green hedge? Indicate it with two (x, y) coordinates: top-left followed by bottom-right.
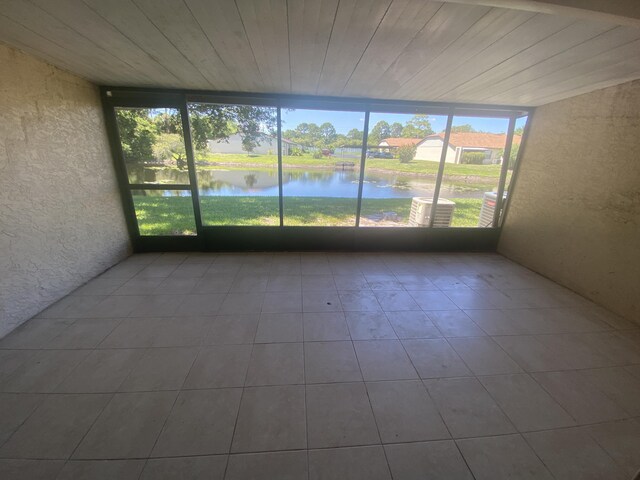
(460, 151), (486, 165)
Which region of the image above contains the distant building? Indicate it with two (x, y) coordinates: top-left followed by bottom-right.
(208, 133), (307, 155)
(415, 132), (521, 164)
(378, 137), (422, 151)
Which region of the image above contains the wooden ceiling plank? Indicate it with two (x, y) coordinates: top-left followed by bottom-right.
(534, 68), (640, 105)
(81, 0), (211, 88)
(30, 0), (179, 86)
(1, 0), (150, 84)
(341, 0), (442, 96)
(316, 0), (393, 96)
(394, 7), (533, 100)
(480, 26), (640, 103)
(0, 15), (114, 84)
(235, 0), (290, 93)
(366, 2), (492, 99)
(184, 0), (264, 93)
(288, 0), (340, 94)
(440, 19), (616, 102)
(413, 12), (575, 99)
(438, 0), (640, 28)
(132, 0), (238, 90)
(490, 38), (640, 104)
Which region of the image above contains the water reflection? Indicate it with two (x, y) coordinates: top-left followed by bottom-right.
(137, 167), (488, 199)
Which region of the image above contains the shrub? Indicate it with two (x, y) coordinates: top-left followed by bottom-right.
(288, 147), (303, 156)
(460, 151), (486, 165)
(312, 151), (323, 159)
(494, 144), (520, 169)
(397, 144), (417, 163)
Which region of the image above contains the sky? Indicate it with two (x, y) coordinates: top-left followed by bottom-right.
(281, 109), (518, 135)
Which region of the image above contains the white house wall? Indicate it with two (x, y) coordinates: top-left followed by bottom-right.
(415, 138), (457, 163)
(208, 133), (278, 155)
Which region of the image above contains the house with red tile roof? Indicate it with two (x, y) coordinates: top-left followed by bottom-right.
(378, 137), (423, 149)
(415, 132), (521, 164)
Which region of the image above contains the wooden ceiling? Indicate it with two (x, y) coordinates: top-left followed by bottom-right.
(1, 0), (640, 106)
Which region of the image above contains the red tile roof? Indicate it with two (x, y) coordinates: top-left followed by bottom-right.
(379, 137), (423, 147)
(422, 132), (522, 149)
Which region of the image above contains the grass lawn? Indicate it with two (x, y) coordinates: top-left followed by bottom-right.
(196, 152), (506, 179)
(132, 195), (483, 235)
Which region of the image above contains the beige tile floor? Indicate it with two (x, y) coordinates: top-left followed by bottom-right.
(1, 252), (639, 479)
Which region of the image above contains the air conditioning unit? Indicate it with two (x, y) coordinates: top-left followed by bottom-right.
(409, 197), (455, 227)
(478, 191), (507, 227)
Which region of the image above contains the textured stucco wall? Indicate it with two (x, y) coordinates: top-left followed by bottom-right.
(0, 44), (130, 338)
(499, 79), (640, 324)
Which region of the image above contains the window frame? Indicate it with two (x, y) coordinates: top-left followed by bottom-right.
(101, 87), (532, 251)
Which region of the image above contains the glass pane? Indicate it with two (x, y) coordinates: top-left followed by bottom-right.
(187, 102), (279, 225)
(494, 115), (527, 226)
(131, 190), (196, 236)
(281, 108), (364, 226)
(434, 115), (510, 228)
(360, 113), (448, 227)
(115, 107), (190, 184)
(503, 116), (527, 195)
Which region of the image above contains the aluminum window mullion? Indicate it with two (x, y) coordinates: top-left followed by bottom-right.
(128, 183), (192, 190)
(500, 112), (533, 227)
(101, 93), (141, 241)
(180, 100), (204, 236)
(428, 111), (455, 228)
(277, 106), (284, 227)
(355, 110), (371, 227)
(493, 114), (517, 228)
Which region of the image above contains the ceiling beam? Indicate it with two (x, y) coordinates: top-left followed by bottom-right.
(440, 0), (640, 27)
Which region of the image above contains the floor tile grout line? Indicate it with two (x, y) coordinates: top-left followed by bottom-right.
(0, 393), (46, 453)
(302, 309), (310, 480)
(221, 313), (258, 478)
(518, 430), (563, 480)
(393, 333), (456, 442)
(141, 340), (205, 475)
(65, 390), (117, 463)
(347, 321), (393, 476)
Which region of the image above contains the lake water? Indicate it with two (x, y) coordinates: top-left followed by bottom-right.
(136, 167), (489, 199)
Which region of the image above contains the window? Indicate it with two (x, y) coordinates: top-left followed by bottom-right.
(115, 107), (189, 184)
(131, 190), (196, 236)
(188, 102), (279, 226)
(281, 108), (365, 226)
(435, 115), (510, 228)
(106, 89), (530, 243)
(499, 115), (528, 225)
(114, 106), (197, 236)
(360, 112), (448, 227)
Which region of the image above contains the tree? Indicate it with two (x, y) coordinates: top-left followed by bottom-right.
(368, 120), (391, 146)
(514, 126), (525, 136)
(319, 122), (337, 146)
(495, 142), (520, 169)
(401, 115), (433, 138)
(450, 124), (477, 133)
(390, 122), (404, 137)
(187, 104), (277, 153)
(153, 133), (187, 169)
(153, 110), (182, 134)
(397, 144), (417, 163)
(346, 128), (364, 143)
(115, 109), (158, 162)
